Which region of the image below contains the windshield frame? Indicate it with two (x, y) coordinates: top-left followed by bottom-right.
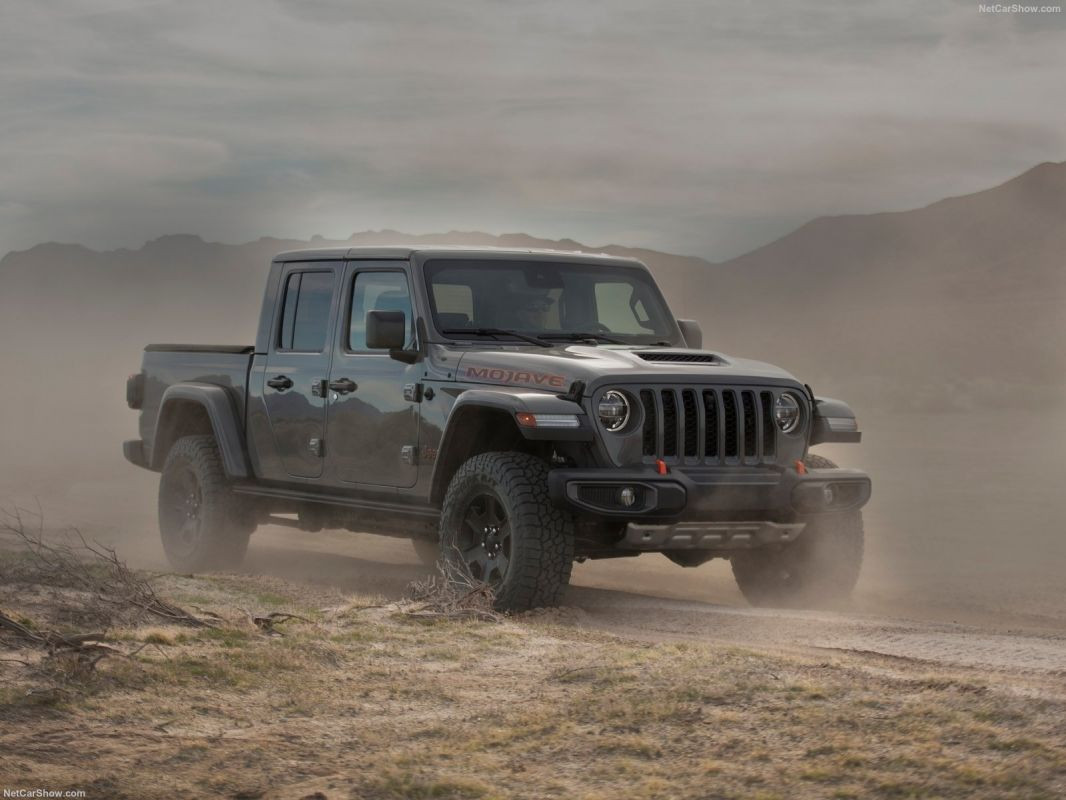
(420, 257), (684, 347)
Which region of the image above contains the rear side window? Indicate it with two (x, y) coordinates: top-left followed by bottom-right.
(278, 271), (335, 351)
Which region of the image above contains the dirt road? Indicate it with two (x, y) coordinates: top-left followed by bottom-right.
(222, 526), (1066, 679)
(8, 485), (1065, 680)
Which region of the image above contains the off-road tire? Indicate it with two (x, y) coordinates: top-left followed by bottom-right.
(439, 452), (575, 611)
(730, 454), (864, 608)
(158, 435), (253, 572)
(411, 538), (440, 568)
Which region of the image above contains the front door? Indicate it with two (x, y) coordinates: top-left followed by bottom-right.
(323, 264), (420, 488)
(261, 263), (341, 479)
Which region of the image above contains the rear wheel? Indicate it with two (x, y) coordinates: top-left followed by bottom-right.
(730, 454), (864, 608)
(158, 435), (253, 572)
(438, 452), (574, 611)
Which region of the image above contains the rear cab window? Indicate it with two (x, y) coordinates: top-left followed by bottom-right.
(278, 271), (335, 352)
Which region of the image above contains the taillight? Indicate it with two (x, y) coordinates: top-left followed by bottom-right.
(127, 373), (145, 409)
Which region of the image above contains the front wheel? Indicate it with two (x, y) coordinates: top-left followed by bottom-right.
(158, 435), (253, 572)
(438, 452), (574, 611)
(730, 454), (864, 608)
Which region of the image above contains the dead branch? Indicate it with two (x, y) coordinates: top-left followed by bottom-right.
(402, 550), (502, 622)
(243, 609), (314, 636)
(0, 504), (215, 629)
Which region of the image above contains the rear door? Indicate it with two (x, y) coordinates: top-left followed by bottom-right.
(261, 262), (341, 479)
(322, 262), (421, 488)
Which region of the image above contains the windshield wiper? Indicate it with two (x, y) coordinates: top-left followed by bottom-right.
(540, 332), (627, 345)
(441, 328), (553, 347)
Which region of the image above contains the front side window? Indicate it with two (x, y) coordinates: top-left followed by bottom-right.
(348, 271), (414, 350)
(424, 259), (678, 345)
(278, 271), (335, 352)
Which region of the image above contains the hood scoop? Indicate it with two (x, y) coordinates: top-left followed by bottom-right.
(636, 351), (723, 364)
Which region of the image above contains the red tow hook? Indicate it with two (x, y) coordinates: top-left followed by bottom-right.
(656, 459), (668, 475)
(795, 459), (807, 476)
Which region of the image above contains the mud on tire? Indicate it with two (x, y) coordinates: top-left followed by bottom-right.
(438, 452), (575, 611)
(158, 435), (254, 572)
(730, 454), (864, 608)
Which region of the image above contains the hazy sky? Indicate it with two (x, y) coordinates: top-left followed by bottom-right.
(1, 0), (1064, 260)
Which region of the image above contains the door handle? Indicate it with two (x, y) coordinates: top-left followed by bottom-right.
(267, 375), (293, 391)
(328, 378), (357, 394)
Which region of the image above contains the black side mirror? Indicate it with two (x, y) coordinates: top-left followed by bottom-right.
(367, 310), (420, 363)
(677, 319), (703, 349)
(367, 310), (407, 350)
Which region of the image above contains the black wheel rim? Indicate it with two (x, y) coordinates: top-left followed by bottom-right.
(458, 493), (511, 585)
(161, 465), (203, 558)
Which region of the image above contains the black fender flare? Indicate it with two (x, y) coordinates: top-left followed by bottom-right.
(810, 396), (862, 445)
(152, 383), (250, 478)
(430, 389), (591, 504)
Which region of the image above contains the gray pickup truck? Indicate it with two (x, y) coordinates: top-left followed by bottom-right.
(125, 247), (871, 610)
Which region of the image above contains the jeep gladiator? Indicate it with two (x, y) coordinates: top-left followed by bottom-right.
(125, 247), (871, 610)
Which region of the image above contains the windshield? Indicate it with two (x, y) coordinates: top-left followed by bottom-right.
(424, 259), (680, 345)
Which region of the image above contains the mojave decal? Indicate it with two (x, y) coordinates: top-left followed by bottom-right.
(462, 365), (568, 389)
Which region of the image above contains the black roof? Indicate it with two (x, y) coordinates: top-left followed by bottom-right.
(271, 245), (645, 268)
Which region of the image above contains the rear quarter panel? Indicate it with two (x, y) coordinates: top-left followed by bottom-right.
(140, 350), (252, 463)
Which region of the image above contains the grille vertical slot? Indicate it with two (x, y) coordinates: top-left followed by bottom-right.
(640, 390), (657, 456)
(722, 391), (739, 458)
(661, 390), (678, 457)
(741, 391), (757, 458)
(702, 389), (719, 460)
(682, 389), (699, 457)
(760, 391), (776, 457)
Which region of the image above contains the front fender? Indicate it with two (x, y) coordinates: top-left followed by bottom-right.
(152, 383), (250, 477)
(429, 389), (593, 506)
(810, 396), (862, 445)
(447, 389), (594, 442)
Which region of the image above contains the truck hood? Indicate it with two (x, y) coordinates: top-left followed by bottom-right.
(450, 345), (801, 392)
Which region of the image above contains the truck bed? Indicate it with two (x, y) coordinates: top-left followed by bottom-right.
(135, 345), (256, 469)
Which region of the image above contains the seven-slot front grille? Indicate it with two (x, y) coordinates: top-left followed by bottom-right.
(638, 387), (778, 464)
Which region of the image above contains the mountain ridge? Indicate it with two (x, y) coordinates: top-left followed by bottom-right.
(6, 160), (1063, 271)
(1, 161), (1063, 416)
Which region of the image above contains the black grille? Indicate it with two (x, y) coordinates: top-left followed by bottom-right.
(636, 352), (721, 364)
(638, 386), (778, 464)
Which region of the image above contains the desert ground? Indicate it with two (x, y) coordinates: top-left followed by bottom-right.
(2, 527), (1065, 800)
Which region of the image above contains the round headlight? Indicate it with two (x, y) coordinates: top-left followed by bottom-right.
(774, 393), (802, 434)
(597, 390), (630, 432)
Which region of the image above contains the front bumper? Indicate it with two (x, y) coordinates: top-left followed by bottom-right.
(548, 463), (871, 549)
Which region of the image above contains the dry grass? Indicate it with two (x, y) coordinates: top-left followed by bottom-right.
(1, 551), (1065, 798)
